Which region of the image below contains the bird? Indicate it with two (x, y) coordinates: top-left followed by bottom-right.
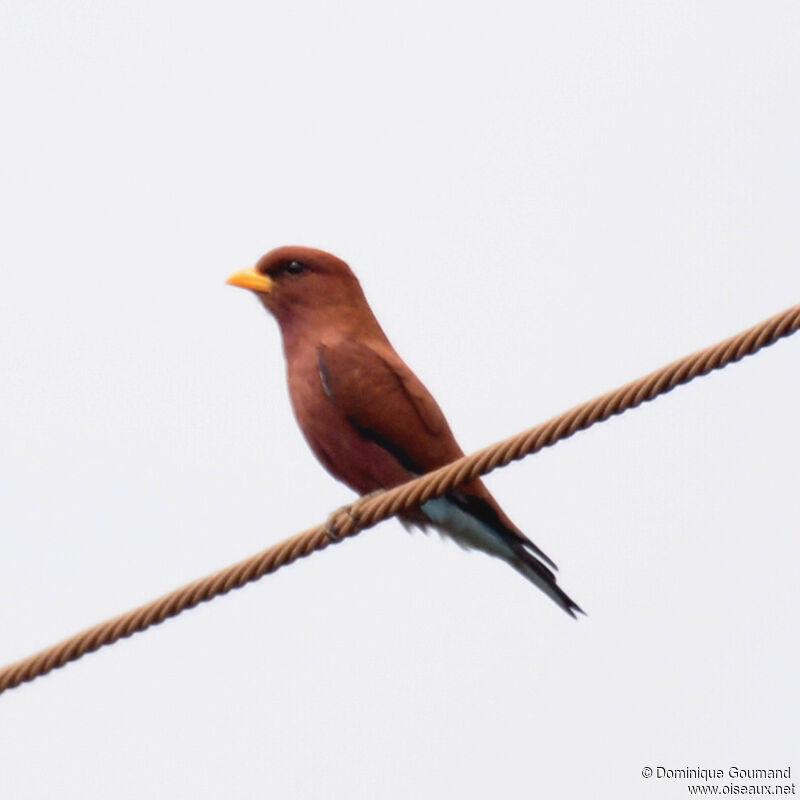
(227, 246), (583, 617)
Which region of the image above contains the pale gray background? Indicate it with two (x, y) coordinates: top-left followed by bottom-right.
(1, 2), (798, 798)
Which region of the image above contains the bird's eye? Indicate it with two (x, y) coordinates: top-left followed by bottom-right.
(285, 260), (307, 276)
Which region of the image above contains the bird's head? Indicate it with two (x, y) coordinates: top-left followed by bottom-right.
(227, 246), (373, 338)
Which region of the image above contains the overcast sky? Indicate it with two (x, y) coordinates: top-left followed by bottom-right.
(1, 2), (798, 798)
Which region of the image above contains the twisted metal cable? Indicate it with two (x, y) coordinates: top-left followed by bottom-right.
(1, 303), (798, 695)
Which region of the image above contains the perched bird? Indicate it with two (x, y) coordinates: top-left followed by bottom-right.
(227, 246), (582, 617)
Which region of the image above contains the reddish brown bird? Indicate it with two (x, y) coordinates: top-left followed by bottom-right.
(228, 246), (582, 617)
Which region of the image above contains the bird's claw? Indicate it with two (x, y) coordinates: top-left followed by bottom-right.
(325, 504), (360, 542)
(325, 491), (383, 542)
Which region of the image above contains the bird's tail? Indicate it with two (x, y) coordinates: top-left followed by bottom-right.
(420, 495), (584, 618)
(510, 544), (584, 619)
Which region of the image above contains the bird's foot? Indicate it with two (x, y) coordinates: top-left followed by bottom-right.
(325, 491), (383, 542)
(325, 503), (360, 542)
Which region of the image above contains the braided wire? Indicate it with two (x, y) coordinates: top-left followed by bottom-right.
(1, 303), (798, 695)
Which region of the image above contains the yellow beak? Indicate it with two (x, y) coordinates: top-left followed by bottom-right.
(226, 268), (274, 294)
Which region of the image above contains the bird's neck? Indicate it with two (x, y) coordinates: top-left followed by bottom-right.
(278, 307), (391, 363)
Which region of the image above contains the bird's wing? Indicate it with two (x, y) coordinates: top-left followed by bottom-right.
(317, 339), (460, 475)
(317, 339), (577, 613)
(317, 338), (558, 566)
